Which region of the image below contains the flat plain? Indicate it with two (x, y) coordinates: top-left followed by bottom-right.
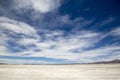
(0, 64), (120, 80)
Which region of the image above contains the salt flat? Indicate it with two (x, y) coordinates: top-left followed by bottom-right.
(0, 64), (120, 80)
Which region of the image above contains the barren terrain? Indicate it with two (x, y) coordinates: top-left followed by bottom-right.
(0, 64), (120, 80)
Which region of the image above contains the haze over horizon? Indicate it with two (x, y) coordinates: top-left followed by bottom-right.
(0, 0), (120, 64)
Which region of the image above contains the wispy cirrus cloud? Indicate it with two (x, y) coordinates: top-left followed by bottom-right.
(111, 27), (120, 36)
(12, 0), (62, 13)
(0, 16), (39, 37)
(0, 0), (91, 30)
(0, 16), (120, 63)
(0, 16), (40, 56)
(0, 46), (8, 55)
(91, 17), (115, 30)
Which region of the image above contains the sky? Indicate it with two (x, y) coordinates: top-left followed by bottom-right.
(0, 0), (120, 64)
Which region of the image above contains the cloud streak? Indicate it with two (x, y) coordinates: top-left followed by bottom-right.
(0, 15), (120, 64)
(0, 16), (38, 37)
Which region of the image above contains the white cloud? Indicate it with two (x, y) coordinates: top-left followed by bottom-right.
(99, 17), (115, 26)
(15, 30), (120, 63)
(13, 0), (61, 13)
(0, 0), (119, 64)
(40, 14), (91, 32)
(0, 33), (9, 45)
(15, 31), (102, 61)
(78, 46), (120, 58)
(0, 16), (39, 37)
(18, 38), (39, 46)
(93, 17), (115, 28)
(44, 30), (64, 38)
(0, 46), (7, 55)
(0, 16), (40, 56)
(16, 43), (120, 63)
(60, 45), (120, 63)
(0, 16), (120, 63)
(111, 27), (120, 36)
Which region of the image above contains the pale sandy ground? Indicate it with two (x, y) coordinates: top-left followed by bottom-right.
(0, 64), (120, 80)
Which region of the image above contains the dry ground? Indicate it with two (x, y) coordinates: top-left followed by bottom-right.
(0, 64), (120, 80)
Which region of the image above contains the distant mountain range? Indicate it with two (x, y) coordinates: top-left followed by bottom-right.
(90, 59), (120, 64)
(0, 59), (120, 65)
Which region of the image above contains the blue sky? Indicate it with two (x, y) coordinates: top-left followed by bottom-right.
(0, 0), (120, 64)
